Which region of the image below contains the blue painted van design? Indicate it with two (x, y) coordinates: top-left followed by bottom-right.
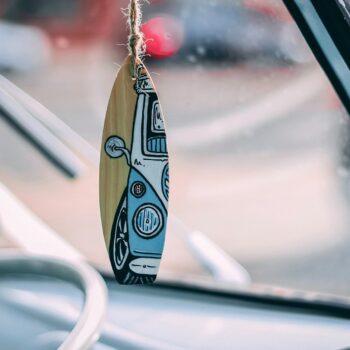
(105, 63), (169, 285)
(127, 168), (167, 252)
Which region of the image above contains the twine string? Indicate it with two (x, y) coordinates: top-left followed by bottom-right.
(127, 0), (144, 78)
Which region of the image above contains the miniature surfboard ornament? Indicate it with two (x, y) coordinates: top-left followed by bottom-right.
(99, 0), (169, 285)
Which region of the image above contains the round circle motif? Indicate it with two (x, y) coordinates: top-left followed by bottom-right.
(131, 181), (146, 198)
(105, 136), (125, 158)
(133, 204), (163, 238)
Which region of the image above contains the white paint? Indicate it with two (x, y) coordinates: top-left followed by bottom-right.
(129, 258), (160, 275)
(131, 73), (168, 205)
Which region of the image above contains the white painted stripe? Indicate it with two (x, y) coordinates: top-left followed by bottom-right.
(129, 258), (160, 275)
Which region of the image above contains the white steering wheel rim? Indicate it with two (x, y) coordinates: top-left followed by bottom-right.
(0, 253), (108, 350)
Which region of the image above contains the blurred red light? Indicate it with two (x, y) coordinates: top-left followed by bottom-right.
(142, 16), (184, 59)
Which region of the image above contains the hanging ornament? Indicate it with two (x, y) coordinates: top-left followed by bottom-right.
(99, 0), (169, 285)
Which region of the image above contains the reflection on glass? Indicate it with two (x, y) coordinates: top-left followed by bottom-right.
(0, 0), (349, 297)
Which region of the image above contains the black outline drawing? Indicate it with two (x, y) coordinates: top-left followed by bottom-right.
(105, 63), (168, 285)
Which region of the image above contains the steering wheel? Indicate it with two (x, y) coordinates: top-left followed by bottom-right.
(0, 253), (108, 350)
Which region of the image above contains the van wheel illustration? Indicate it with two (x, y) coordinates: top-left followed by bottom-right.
(110, 192), (156, 285)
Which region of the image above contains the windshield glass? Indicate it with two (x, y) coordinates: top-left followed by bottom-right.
(145, 94), (167, 155)
(1, 0), (350, 297)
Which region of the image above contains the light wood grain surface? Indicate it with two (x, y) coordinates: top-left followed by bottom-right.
(99, 56), (136, 249)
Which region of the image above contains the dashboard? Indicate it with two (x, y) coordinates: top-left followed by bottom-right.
(0, 274), (349, 349)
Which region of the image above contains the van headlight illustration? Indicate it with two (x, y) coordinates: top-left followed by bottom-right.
(102, 62), (169, 285)
(133, 204), (163, 238)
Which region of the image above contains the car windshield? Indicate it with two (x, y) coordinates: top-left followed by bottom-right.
(145, 94), (167, 155)
(1, 0), (350, 297)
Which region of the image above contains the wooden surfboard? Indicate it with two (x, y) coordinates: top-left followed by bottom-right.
(99, 56), (169, 285)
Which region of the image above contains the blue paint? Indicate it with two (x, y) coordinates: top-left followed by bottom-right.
(127, 168), (167, 257)
(162, 163), (169, 201)
(147, 136), (167, 154)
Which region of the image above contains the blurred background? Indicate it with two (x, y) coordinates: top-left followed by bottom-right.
(1, 0), (350, 296)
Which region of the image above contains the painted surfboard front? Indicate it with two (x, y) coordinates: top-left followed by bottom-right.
(99, 56), (169, 284)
